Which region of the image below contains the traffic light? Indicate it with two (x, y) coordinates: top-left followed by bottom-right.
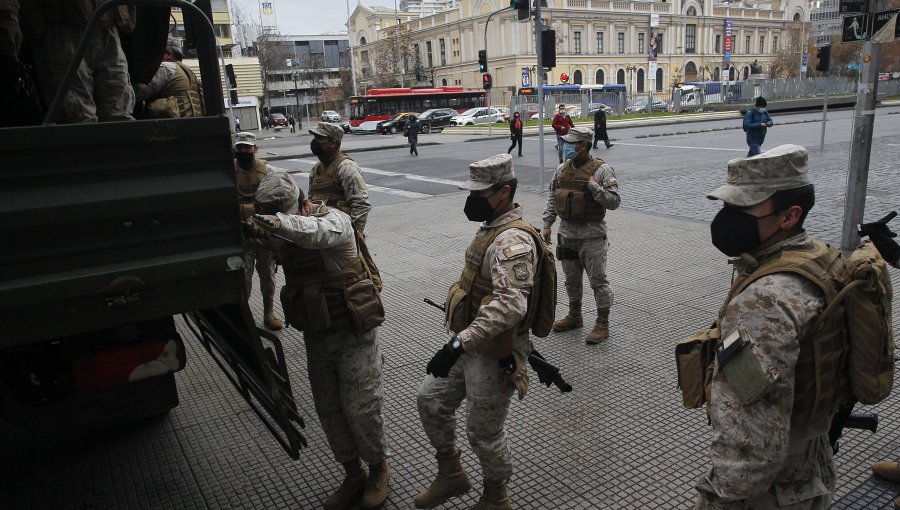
(511, 0), (530, 21)
(815, 45), (831, 73)
(541, 29), (556, 69)
(478, 49), (488, 72)
(483, 73), (493, 90)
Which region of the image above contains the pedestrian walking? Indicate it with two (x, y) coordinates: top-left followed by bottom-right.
(694, 145), (844, 508)
(507, 112), (523, 157)
(551, 104), (574, 164)
(288, 115), (296, 133)
(743, 96), (773, 156)
(406, 115), (419, 156)
(232, 132), (283, 330)
(542, 127), (620, 344)
(248, 172), (389, 510)
(234, 117), (241, 131)
(592, 108), (612, 149)
(262, 114), (270, 130)
(416, 153), (547, 510)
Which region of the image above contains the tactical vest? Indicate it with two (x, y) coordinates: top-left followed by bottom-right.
(552, 158), (607, 221)
(235, 159), (268, 220)
(278, 242), (384, 335)
(445, 218), (542, 358)
(151, 63), (204, 118)
(309, 154), (353, 214)
(722, 240), (850, 432)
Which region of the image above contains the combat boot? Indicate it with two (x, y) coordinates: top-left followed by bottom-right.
(585, 309), (610, 344)
(263, 300), (284, 330)
(470, 479), (511, 510)
(324, 459), (367, 510)
(552, 302), (583, 332)
(414, 447), (472, 508)
(361, 459), (389, 509)
(873, 461), (900, 484)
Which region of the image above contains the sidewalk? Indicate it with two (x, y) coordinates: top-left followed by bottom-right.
(3, 138), (898, 508)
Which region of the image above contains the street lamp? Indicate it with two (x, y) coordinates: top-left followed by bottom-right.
(625, 65), (637, 101)
(291, 71), (302, 129)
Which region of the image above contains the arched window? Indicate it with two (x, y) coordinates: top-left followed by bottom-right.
(596, 69), (605, 84)
(687, 6), (697, 16)
(360, 36), (367, 45)
(637, 69), (645, 92)
(441, 78), (448, 86)
(743, 66), (750, 80)
(616, 69), (625, 84)
(729, 66), (736, 81)
(684, 62), (698, 81)
(573, 70), (583, 85)
(713, 67), (720, 81)
(655, 67), (663, 91)
(793, 13), (801, 21)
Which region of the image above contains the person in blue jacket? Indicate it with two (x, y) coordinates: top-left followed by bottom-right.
(743, 96), (774, 156)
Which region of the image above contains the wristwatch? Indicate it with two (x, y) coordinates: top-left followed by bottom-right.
(449, 336), (463, 352)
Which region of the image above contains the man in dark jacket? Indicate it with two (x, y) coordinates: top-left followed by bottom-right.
(406, 115), (419, 156)
(593, 108), (613, 149)
(743, 96), (773, 156)
(507, 111), (523, 157)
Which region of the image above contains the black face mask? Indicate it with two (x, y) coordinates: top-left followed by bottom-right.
(310, 139), (325, 157)
(710, 205), (780, 257)
(464, 191), (498, 222)
(235, 152), (254, 167)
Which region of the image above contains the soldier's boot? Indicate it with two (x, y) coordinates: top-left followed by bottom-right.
(552, 302), (583, 332)
(324, 459), (368, 510)
(470, 479), (511, 510)
(414, 447), (473, 508)
(873, 461), (900, 484)
(585, 309), (610, 344)
(263, 300), (284, 330)
(361, 459), (389, 509)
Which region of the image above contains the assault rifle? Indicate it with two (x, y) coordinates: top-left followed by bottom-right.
(828, 398), (878, 455)
(858, 211), (899, 268)
(423, 298), (573, 394)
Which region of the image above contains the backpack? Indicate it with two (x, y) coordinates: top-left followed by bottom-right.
(516, 223), (558, 338)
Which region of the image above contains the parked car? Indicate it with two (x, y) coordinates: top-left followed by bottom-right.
(340, 121), (351, 133)
(626, 96), (668, 113)
(269, 113), (288, 128)
(377, 113), (418, 134)
(491, 106), (510, 122)
(450, 107), (501, 126)
(321, 110), (341, 122)
(416, 108), (456, 133)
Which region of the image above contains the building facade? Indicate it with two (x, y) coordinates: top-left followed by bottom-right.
(349, 0), (809, 104)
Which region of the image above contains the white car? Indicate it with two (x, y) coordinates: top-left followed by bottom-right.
(450, 107), (501, 126)
(351, 120), (381, 133)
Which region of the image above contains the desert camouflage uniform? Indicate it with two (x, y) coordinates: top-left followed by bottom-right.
(542, 160), (620, 311)
(695, 232), (834, 509)
(269, 204), (388, 465)
(417, 205), (536, 480)
(309, 156), (372, 233)
(236, 160), (276, 304)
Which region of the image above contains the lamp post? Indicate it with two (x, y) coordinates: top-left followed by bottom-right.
(291, 71), (302, 130)
(625, 65), (637, 102)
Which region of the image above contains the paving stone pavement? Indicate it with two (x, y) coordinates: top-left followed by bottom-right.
(2, 138), (900, 509)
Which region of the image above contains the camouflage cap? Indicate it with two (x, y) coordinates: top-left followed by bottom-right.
(256, 170), (301, 214)
(234, 131), (257, 147)
(707, 144), (810, 207)
(562, 127), (594, 144)
(459, 153), (515, 190)
(309, 122), (344, 143)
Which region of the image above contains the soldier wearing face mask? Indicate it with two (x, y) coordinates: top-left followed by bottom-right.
(234, 132), (283, 330)
(696, 145), (839, 509)
(308, 122), (372, 233)
(542, 127), (620, 344)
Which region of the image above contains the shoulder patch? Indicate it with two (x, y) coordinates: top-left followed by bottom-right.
(502, 242), (530, 259)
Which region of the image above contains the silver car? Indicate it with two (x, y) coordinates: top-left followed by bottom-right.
(320, 110), (341, 122)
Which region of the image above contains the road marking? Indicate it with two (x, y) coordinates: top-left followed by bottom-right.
(611, 142), (746, 152)
(288, 159), (465, 187)
(367, 185), (432, 198)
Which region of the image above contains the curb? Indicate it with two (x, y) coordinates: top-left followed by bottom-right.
(265, 142), (441, 162)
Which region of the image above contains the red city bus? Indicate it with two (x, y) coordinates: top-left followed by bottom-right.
(348, 87), (487, 127)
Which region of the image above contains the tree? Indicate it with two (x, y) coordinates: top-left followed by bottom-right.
(768, 22), (805, 79)
(373, 24), (414, 88)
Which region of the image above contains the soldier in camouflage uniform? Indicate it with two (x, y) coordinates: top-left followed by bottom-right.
(542, 127), (620, 344)
(416, 154), (537, 510)
(696, 145), (839, 509)
(248, 171), (389, 510)
(234, 132), (283, 330)
(307, 123), (371, 233)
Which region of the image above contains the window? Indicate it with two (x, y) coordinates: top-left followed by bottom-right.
(685, 24), (696, 53)
(637, 68), (644, 92)
(596, 69), (605, 84)
(713, 67), (720, 80)
(360, 36), (367, 45)
(687, 6), (697, 16)
(655, 67), (663, 91)
(773, 35), (778, 51)
(439, 38), (446, 66)
(442, 78), (448, 86)
(656, 32), (664, 54)
(638, 33), (645, 54)
(616, 68), (625, 84)
(759, 36), (765, 53)
(745, 35), (751, 53)
(414, 43), (421, 66)
(573, 70), (583, 84)
(574, 31), (582, 54)
(426, 41), (433, 67)
(596, 32), (604, 53)
(617, 32), (625, 53)
(214, 24), (230, 38)
(715, 35), (721, 53)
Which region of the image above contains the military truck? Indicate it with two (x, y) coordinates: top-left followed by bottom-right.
(0, 0), (306, 458)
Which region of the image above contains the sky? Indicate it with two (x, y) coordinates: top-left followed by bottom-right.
(232, 0), (399, 36)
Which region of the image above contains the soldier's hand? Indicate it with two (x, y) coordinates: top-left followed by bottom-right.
(244, 218), (271, 239)
(426, 336), (464, 378)
(859, 211), (900, 268)
(542, 227), (552, 244)
(252, 213), (282, 231)
(588, 175), (598, 186)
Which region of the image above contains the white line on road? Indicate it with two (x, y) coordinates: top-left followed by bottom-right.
(367, 185), (432, 198)
(287, 159), (465, 187)
(611, 142), (746, 152)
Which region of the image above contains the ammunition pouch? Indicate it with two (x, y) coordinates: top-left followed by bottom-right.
(555, 234), (579, 261)
(345, 278), (385, 334)
(675, 325), (719, 409)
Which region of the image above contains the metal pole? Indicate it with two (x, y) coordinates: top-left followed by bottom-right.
(535, 0), (545, 191)
(395, 1), (404, 87)
(292, 72), (301, 129)
(819, 86), (828, 151)
(482, 8), (508, 136)
(346, 0), (358, 96)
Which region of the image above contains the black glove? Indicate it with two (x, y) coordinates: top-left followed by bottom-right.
(426, 336), (464, 378)
(859, 211), (900, 268)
